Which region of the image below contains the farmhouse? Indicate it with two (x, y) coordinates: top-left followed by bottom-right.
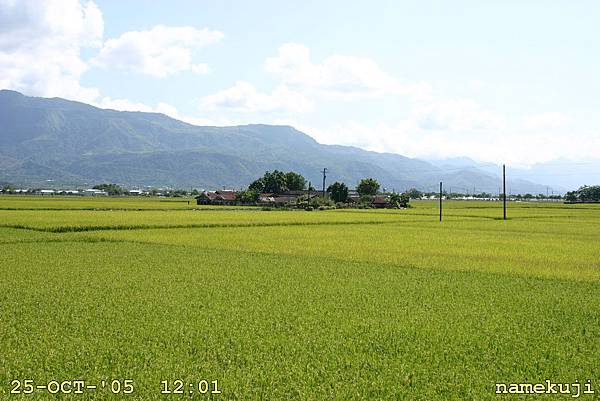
(196, 190), (321, 206)
(258, 193), (305, 206)
(348, 194), (394, 208)
(371, 195), (392, 208)
(195, 189), (398, 208)
(196, 190), (237, 205)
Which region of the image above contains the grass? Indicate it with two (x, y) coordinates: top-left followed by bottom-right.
(0, 195), (198, 210)
(1, 196), (599, 400)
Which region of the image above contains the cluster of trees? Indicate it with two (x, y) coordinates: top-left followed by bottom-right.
(327, 182), (349, 202)
(235, 190), (260, 204)
(327, 178), (380, 202)
(236, 170), (308, 204)
(92, 183), (127, 195)
(327, 178), (407, 207)
(405, 188), (423, 199)
(0, 184), (16, 194)
(565, 185), (600, 202)
(241, 172), (410, 209)
(248, 170), (307, 194)
(389, 192), (411, 208)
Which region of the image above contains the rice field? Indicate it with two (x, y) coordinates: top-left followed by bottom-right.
(1, 196), (599, 400)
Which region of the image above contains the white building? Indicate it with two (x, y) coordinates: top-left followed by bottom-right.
(83, 189), (108, 196)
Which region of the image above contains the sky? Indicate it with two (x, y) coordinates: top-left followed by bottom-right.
(1, 0), (599, 167)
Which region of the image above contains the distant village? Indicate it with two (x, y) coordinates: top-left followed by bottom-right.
(0, 187), (150, 197)
(0, 169), (578, 207)
(195, 189), (403, 209)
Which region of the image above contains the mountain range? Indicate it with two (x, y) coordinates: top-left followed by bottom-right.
(425, 157), (600, 194)
(0, 90), (559, 193)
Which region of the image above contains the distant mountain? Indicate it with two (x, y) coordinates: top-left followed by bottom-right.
(426, 156), (597, 193)
(505, 160), (599, 192)
(0, 90), (549, 193)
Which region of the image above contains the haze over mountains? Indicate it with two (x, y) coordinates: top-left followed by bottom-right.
(0, 90), (565, 193)
(426, 157), (600, 194)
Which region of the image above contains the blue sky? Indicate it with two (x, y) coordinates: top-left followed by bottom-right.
(2, 0), (599, 165)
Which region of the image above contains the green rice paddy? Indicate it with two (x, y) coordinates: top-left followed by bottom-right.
(1, 196), (599, 400)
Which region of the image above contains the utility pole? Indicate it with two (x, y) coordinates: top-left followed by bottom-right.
(439, 181), (443, 222)
(503, 164), (507, 221)
(308, 181), (312, 198)
(321, 168), (327, 198)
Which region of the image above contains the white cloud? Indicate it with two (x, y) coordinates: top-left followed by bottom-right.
(0, 0), (103, 102)
(198, 42), (430, 117)
(96, 96), (240, 127)
(93, 25), (223, 77)
(271, 105), (598, 167)
(273, 118), (395, 152)
(0, 2), (220, 116)
(191, 63), (211, 74)
(0, 0), (103, 49)
(265, 42), (431, 100)
(523, 112), (572, 130)
(1, 3), (589, 170)
(411, 98), (505, 132)
(199, 81), (313, 113)
(222, 40), (591, 165)
(97, 97), (177, 116)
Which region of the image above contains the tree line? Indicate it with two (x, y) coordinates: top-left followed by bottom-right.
(237, 170), (410, 209)
(564, 185), (600, 203)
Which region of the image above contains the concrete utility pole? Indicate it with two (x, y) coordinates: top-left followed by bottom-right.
(503, 164), (507, 220)
(439, 182), (443, 222)
(321, 168), (327, 198)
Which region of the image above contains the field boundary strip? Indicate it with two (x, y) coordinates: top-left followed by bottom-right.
(0, 219), (432, 233)
(4, 236), (599, 285)
(0, 207), (260, 211)
(0, 237), (126, 245)
(3, 219), (598, 242)
(1, 213), (592, 234)
(331, 209), (598, 221)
